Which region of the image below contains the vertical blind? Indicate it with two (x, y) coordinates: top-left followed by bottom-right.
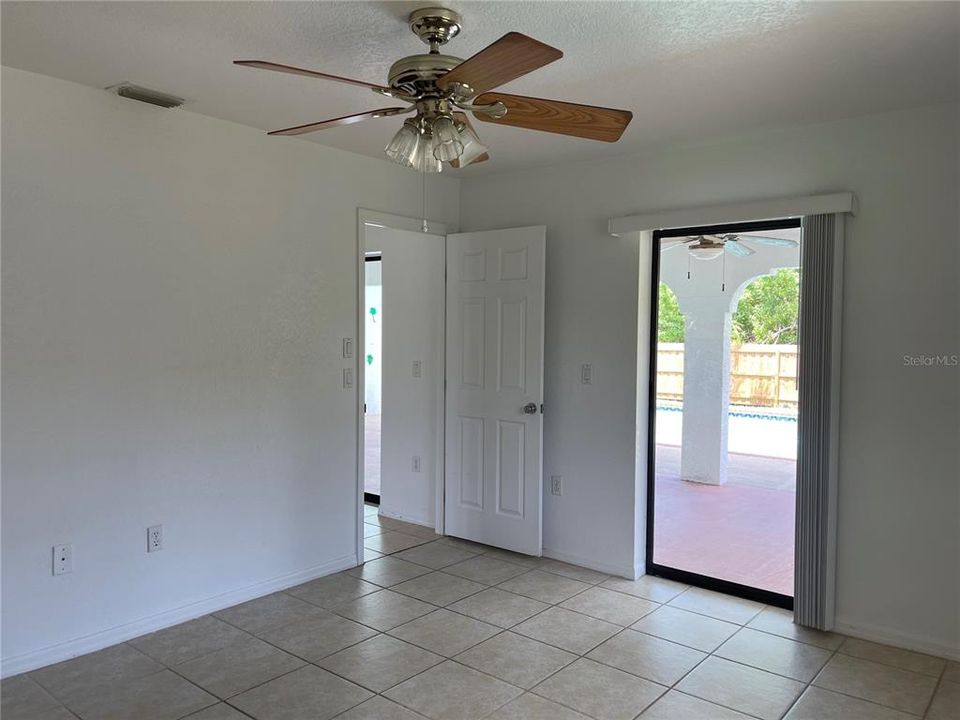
(794, 213), (841, 629)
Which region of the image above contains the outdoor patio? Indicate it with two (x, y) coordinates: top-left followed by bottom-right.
(653, 443), (796, 596)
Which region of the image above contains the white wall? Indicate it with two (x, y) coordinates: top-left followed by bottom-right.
(0, 67), (459, 673)
(364, 225), (445, 528)
(458, 102), (960, 657)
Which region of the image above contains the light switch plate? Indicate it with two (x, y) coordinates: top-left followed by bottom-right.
(343, 368), (354, 389)
(342, 338), (354, 359)
(581, 364), (593, 385)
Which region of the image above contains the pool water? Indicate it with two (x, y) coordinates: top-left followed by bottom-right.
(655, 404), (797, 460)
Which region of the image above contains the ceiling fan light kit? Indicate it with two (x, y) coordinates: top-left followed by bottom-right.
(689, 244), (726, 261)
(668, 234), (800, 260)
(236, 7), (633, 171)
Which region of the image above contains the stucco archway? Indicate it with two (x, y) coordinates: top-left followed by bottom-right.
(657, 231), (800, 484)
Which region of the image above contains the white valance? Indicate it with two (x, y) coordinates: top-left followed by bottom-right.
(608, 192), (857, 236)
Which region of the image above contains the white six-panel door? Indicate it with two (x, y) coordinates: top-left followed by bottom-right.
(444, 226), (546, 555)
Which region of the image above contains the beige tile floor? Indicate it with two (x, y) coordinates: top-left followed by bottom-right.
(3, 505), (957, 720)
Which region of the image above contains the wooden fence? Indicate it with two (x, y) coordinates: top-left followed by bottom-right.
(656, 343), (798, 409)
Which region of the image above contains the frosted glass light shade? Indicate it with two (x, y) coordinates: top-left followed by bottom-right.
(431, 115), (463, 162)
(385, 122), (421, 167)
(689, 245), (725, 261)
(417, 134), (443, 173)
(456, 121), (488, 167)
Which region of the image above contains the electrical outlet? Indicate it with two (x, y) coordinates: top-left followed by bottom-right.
(581, 364), (593, 385)
(551, 475), (563, 496)
(52, 544), (72, 575)
(412, 455), (421, 473)
(412, 360), (422, 378)
(147, 525), (163, 553)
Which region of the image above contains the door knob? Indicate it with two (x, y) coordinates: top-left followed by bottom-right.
(522, 402), (538, 415)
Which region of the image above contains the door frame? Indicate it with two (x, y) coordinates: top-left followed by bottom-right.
(355, 209), (449, 566)
(645, 217), (800, 610)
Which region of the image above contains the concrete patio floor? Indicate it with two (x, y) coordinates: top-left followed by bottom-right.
(653, 444), (795, 596)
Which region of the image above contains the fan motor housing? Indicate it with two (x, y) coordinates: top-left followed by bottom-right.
(387, 53), (462, 95)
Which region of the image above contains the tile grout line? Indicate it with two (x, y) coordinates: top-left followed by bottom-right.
(160, 645), (305, 718)
(20, 529), (949, 720)
(373, 538), (942, 719)
(918, 660), (947, 720)
(324, 538), (647, 719)
(368, 546), (666, 719)
(811, 648), (945, 717)
(776, 636), (848, 720)
(264, 540), (796, 719)
(257, 551), (570, 714)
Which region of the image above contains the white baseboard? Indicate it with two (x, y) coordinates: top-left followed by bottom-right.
(542, 547), (634, 579)
(377, 506), (435, 529)
(834, 616), (960, 662)
(1, 554), (357, 679)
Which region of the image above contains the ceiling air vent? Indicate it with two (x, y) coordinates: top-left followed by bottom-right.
(114, 83), (184, 109)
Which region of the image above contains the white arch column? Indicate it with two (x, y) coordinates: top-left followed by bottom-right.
(678, 296), (731, 485)
(664, 243), (801, 486)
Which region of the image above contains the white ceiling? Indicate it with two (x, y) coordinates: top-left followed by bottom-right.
(3, 1), (958, 176)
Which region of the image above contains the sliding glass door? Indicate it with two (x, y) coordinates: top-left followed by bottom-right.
(647, 219), (801, 608)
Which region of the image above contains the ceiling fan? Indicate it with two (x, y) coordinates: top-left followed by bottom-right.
(665, 234), (800, 260)
(235, 7), (633, 172)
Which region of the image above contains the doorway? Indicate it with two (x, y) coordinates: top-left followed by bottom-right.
(358, 221), (445, 541)
(355, 213), (548, 562)
(363, 254), (382, 505)
(646, 218), (801, 608)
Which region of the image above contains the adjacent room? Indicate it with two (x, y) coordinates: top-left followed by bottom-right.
(2, 2), (958, 720)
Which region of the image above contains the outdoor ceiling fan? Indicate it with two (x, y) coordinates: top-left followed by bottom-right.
(235, 7), (633, 172)
(665, 234), (800, 261)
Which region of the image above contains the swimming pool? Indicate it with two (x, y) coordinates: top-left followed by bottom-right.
(655, 404), (798, 460)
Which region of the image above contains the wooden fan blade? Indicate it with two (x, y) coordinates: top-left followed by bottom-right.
(436, 32), (562, 95)
(473, 92), (632, 142)
(450, 112), (490, 168)
(268, 108), (409, 136)
(235, 60), (389, 91)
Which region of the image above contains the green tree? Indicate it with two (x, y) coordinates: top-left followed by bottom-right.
(732, 268), (800, 344)
(657, 283), (685, 342)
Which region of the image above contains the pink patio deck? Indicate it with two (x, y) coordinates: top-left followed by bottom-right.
(654, 444), (795, 596)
